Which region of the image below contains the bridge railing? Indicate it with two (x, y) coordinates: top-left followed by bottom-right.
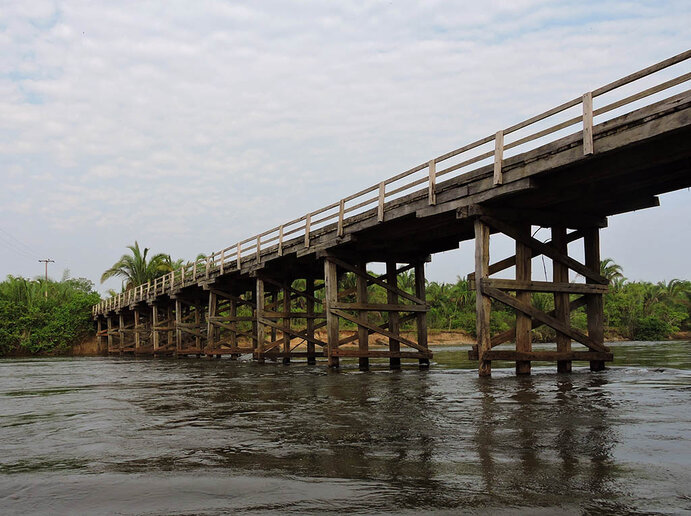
(93, 49), (691, 316)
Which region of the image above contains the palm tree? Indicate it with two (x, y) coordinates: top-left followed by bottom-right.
(100, 241), (170, 289)
(600, 258), (625, 283)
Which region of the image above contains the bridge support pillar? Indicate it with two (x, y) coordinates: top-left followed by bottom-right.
(322, 255), (432, 369)
(106, 315), (117, 354)
(174, 297), (207, 357)
(467, 205), (613, 377)
(205, 285), (256, 357)
(132, 306), (152, 354)
(152, 303), (175, 356)
(255, 274), (327, 364)
(117, 311), (138, 354)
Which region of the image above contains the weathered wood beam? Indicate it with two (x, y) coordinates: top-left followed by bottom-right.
(480, 278), (608, 294)
(481, 284), (609, 353)
(484, 351), (612, 362)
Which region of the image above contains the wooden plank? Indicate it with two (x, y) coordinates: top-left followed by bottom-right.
(481, 278), (608, 294)
(493, 130), (504, 185)
(481, 216), (608, 284)
(583, 92), (594, 155)
(428, 160), (436, 205)
(484, 350), (612, 362)
(515, 223), (531, 375)
(475, 219), (491, 376)
(481, 284), (609, 353)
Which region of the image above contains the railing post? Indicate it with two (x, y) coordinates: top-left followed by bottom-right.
(428, 159), (436, 205)
(304, 214), (311, 248)
(206, 255), (210, 278)
(237, 243), (242, 271)
(220, 250), (225, 275)
(256, 236), (261, 262)
(193, 260), (197, 279)
(378, 182), (385, 222)
(278, 225), (284, 256)
(337, 199), (345, 237)
(582, 92), (594, 155)
(493, 130), (504, 185)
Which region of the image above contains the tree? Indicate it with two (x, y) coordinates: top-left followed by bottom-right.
(600, 258), (625, 283)
(100, 241), (170, 289)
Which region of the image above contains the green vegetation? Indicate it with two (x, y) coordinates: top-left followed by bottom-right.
(420, 266), (690, 341)
(0, 273), (100, 356)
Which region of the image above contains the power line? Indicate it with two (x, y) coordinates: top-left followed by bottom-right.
(0, 233), (40, 260)
(0, 227), (42, 259)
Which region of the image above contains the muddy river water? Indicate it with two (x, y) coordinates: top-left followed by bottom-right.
(1, 341), (690, 514)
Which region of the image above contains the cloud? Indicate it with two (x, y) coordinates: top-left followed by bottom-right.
(0, 0), (689, 290)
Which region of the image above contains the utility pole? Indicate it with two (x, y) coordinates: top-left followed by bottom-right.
(38, 259), (54, 298)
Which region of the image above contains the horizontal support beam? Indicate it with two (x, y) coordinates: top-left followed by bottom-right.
(483, 350), (613, 362)
(480, 278), (608, 294)
(330, 349), (433, 359)
(202, 347), (255, 355)
(460, 204), (608, 229)
(329, 302), (428, 312)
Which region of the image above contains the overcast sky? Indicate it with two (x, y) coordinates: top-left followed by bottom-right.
(1, 0), (689, 294)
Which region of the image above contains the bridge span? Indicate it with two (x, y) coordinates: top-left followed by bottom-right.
(93, 50), (691, 376)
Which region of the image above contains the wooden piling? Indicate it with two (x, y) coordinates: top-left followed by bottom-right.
(552, 226), (572, 373)
(515, 223), (532, 375)
(475, 219), (492, 377)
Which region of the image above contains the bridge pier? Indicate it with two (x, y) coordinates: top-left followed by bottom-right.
(173, 296), (207, 357)
(467, 205), (613, 377)
(204, 283), (257, 357)
(117, 310), (136, 354)
(132, 305), (153, 354)
(322, 255), (432, 369)
(152, 303), (175, 356)
(255, 274), (327, 364)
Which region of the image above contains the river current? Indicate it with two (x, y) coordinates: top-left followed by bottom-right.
(1, 341), (690, 514)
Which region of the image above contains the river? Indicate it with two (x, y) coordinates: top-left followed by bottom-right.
(1, 341), (690, 514)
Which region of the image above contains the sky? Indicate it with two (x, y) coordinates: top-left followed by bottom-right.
(0, 0), (689, 295)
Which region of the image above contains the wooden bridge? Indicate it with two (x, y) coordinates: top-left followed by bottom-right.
(93, 50), (691, 376)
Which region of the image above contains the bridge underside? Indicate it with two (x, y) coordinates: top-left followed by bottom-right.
(96, 93), (691, 375)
